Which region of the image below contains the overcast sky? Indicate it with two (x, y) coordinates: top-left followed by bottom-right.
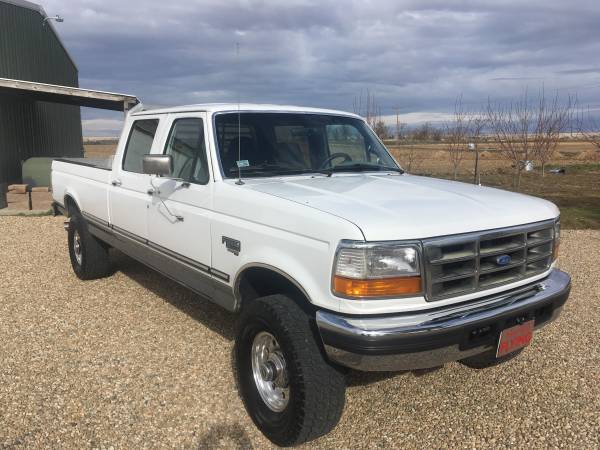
(41, 0), (600, 136)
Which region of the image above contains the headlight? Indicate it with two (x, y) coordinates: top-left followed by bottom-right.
(553, 219), (560, 261)
(332, 241), (422, 298)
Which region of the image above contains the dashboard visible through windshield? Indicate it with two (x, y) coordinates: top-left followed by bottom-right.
(214, 112), (401, 178)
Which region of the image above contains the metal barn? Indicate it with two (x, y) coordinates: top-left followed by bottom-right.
(0, 0), (84, 185)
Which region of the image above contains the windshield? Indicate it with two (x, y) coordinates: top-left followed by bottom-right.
(214, 112), (401, 178)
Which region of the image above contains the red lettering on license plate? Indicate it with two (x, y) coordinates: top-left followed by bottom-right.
(496, 320), (534, 358)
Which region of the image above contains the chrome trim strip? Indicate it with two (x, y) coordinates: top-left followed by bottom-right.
(79, 211), (236, 310)
(82, 212), (110, 229)
(101, 218), (215, 277)
(210, 268), (230, 282)
(111, 223), (147, 245)
(147, 240), (211, 274)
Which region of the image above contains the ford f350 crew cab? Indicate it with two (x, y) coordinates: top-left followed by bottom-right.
(52, 103), (571, 446)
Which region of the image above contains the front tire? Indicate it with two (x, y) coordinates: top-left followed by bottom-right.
(235, 295), (346, 447)
(68, 213), (111, 280)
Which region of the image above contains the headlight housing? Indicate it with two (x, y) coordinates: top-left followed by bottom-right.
(332, 241), (422, 298)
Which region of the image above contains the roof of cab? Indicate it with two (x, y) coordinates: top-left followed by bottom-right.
(130, 103), (361, 118)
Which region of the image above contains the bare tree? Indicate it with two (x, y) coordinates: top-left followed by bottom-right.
(444, 97), (470, 179)
(469, 113), (486, 144)
(531, 91), (573, 176)
(486, 91), (535, 189)
(411, 122), (443, 141)
(575, 104), (600, 160)
(353, 90), (387, 138)
(397, 122), (408, 141)
(398, 144), (423, 172)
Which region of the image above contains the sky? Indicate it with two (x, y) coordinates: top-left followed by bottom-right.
(40, 0), (600, 136)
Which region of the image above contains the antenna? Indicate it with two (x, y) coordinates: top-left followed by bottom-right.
(235, 42), (244, 185)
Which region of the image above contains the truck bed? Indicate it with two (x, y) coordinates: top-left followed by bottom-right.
(52, 158), (113, 223)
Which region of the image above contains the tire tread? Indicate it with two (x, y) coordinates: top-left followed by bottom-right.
(236, 295), (346, 446)
(68, 213), (111, 280)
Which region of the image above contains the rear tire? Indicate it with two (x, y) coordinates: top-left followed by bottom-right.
(235, 295), (346, 446)
(459, 348), (524, 369)
(68, 213), (111, 280)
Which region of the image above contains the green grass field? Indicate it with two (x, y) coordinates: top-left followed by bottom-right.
(431, 164), (600, 229)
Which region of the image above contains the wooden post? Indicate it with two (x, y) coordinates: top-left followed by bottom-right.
(469, 142), (480, 185)
(474, 149), (480, 185)
(0, 183), (7, 209)
(27, 186), (33, 210)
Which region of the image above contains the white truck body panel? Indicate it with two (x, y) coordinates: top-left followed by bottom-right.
(52, 103), (560, 316)
(52, 160), (111, 223)
(244, 173), (559, 241)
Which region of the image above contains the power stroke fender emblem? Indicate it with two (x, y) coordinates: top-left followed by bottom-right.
(222, 236), (241, 255)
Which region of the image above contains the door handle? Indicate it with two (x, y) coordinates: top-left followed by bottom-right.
(111, 179), (122, 186)
(147, 188), (155, 196)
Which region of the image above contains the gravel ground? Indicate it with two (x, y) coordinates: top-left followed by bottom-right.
(0, 216), (598, 449)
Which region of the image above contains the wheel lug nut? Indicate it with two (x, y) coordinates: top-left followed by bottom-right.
(260, 361), (276, 381)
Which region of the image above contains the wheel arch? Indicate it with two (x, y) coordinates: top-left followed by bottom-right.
(63, 193), (82, 217)
(234, 263), (314, 312)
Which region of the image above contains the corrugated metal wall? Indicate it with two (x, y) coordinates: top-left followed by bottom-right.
(0, 1), (83, 184)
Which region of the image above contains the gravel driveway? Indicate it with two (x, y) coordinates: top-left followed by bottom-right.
(1, 216), (598, 449)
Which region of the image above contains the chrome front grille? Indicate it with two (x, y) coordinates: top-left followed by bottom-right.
(423, 221), (556, 301)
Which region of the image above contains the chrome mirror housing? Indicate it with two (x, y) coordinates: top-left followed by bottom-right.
(142, 154), (172, 177)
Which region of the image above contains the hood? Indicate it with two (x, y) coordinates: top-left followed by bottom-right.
(244, 173), (559, 241)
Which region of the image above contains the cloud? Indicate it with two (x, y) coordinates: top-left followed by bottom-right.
(38, 0), (600, 133)
(381, 112), (454, 125)
(81, 117), (123, 136)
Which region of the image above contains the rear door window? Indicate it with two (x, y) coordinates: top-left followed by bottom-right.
(122, 119), (159, 173)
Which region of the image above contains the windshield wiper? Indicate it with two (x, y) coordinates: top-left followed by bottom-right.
(228, 164), (326, 177)
(322, 163), (404, 175)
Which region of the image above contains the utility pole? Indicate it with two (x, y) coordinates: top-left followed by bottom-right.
(395, 107), (400, 141)
(469, 142), (480, 185)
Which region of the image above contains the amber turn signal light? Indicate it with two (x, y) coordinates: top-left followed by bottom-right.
(333, 276), (422, 298)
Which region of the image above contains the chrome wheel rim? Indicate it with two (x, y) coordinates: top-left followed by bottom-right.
(73, 230), (83, 265)
(251, 331), (289, 412)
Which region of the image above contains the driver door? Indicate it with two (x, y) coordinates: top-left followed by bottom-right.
(147, 113), (214, 298)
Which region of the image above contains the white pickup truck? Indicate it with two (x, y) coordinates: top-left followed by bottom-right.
(52, 103), (571, 446)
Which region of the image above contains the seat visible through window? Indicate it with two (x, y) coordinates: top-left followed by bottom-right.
(164, 118), (209, 184)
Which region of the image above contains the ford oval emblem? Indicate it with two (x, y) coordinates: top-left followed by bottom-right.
(495, 254), (512, 266)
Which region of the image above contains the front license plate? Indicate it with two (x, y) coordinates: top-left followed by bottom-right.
(496, 320), (534, 358)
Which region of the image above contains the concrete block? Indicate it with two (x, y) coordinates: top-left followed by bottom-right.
(8, 184), (29, 194)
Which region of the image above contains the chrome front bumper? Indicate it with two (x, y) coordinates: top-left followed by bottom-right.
(316, 269), (571, 371)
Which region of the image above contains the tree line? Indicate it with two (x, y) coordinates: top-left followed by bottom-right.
(355, 90), (599, 189)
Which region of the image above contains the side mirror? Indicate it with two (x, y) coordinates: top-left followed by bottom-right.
(142, 154), (173, 177)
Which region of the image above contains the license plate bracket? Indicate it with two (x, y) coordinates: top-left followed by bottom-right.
(496, 320), (534, 358)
